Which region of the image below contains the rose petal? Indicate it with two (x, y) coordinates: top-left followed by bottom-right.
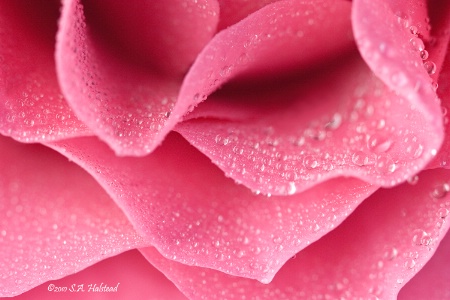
(140, 168), (450, 299)
(56, 0), (219, 156)
(13, 250), (188, 300)
(399, 228), (450, 299)
(352, 0), (442, 137)
(0, 135), (146, 297)
(0, 1), (91, 143)
(46, 133), (376, 283)
(217, 0), (280, 30)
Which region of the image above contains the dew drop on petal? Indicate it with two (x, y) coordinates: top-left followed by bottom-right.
(410, 37), (425, 51)
(412, 229), (431, 246)
(419, 50), (429, 60)
(430, 183), (450, 199)
(407, 175), (419, 185)
(352, 151), (369, 166)
(375, 155), (396, 174)
(437, 208), (449, 219)
(424, 61), (437, 75)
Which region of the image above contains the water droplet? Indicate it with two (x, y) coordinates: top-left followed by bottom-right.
(404, 258), (416, 269)
(412, 229), (431, 246)
(424, 61), (437, 75)
(352, 151), (370, 166)
(437, 208), (449, 219)
(407, 175), (419, 185)
(431, 81), (438, 91)
(303, 155), (319, 169)
(397, 278), (404, 284)
(430, 183), (450, 199)
(367, 135), (393, 153)
(419, 50), (429, 60)
(375, 155), (396, 174)
(325, 113), (342, 130)
(384, 247), (398, 260)
(409, 25), (418, 35)
(273, 236), (283, 244)
(288, 182), (296, 195)
(410, 37), (425, 51)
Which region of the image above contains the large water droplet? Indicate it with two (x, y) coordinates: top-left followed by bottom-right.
(424, 61), (437, 75)
(410, 37), (425, 51)
(375, 155), (396, 174)
(412, 229), (431, 246)
(352, 151), (370, 166)
(430, 183), (450, 199)
(367, 135), (393, 153)
(419, 50), (429, 60)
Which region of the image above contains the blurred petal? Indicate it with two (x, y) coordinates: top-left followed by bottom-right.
(14, 250), (188, 300)
(46, 133), (376, 283)
(0, 1), (91, 143)
(56, 0), (219, 156)
(141, 168), (450, 299)
(0, 136), (146, 297)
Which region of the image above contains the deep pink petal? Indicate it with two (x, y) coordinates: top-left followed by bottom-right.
(56, 0), (219, 156)
(0, 1), (91, 143)
(13, 250), (187, 300)
(0, 136), (146, 297)
(399, 229), (450, 299)
(140, 168), (450, 299)
(217, 0), (280, 30)
(46, 133), (376, 282)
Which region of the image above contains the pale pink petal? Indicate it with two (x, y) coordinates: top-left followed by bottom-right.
(13, 250), (188, 300)
(141, 168), (450, 299)
(0, 135), (146, 297)
(46, 133), (376, 283)
(56, 0), (219, 156)
(399, 229), (450, 299)
(0, 1), (91, 143)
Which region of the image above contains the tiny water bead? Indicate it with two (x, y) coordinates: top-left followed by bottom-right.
(351, 151), (370, 166)
(375, 155), (396, 174)
(407, 175), (419, 185)
(437, 207), (449, 219)
(412, 229), (431, 246)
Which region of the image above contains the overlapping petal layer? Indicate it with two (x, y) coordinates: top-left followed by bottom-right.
(56, 0), (219, 156)
(46, 133), (376, 283)
(13, 250), (188, 300)
(0, 1), (91, 143)
(0, 136), (146, 297)
(174, 0), (443, 196)
(140, 168), (450, 299)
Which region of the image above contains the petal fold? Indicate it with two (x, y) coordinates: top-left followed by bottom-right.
(140, 168), (450, 299)
(56, 0), (219, 156)
(46, 133), (376, 283)
(0, 1), (91, 143)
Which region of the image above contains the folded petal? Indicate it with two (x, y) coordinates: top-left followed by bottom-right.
(13, 250), (188, 300)
(0, 136), (146, 297)
(56, 0), (219, 156)
(0, 1), (91, 143)
(171, 0), (443, 196)
(46, 133), (376, 283)
(399, 229), (450, 299)
(140, 168), (450, 299)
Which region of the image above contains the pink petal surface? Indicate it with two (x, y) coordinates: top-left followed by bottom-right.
(56, 0), (219, 156)
(352, 0), (442, 133)
(216, 0), (281, 30)
(12, 250), (188, 300)
(0, 1), (91, 143)
(0, 135), (146, 297)
(46, 133), (376, 283)
(399, 228), (450, 299)
(141, 168), (450, 299)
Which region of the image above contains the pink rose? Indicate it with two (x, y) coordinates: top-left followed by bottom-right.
(1, 0), (450, 299)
